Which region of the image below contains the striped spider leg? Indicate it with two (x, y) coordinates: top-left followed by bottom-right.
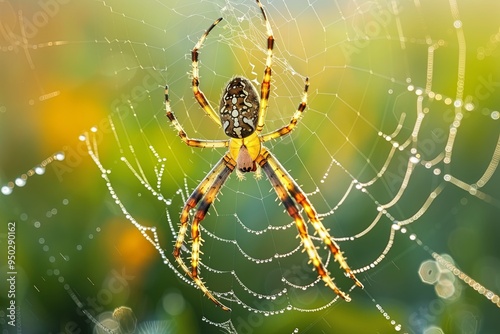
(165, 0), (362, 311)
(255, 149), (364, 296)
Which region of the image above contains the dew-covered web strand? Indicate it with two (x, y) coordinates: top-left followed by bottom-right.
(411, 234), (500, 308)
(84, 123), (326, 310)
(1, 151), (66, 196)
(67, 288), (115, 334)
(82, 127), (178, 275)
(317, 0), (499, 272)
(1, 0), (497, 333)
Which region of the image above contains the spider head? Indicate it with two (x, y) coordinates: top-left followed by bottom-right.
(229, 132), (261, 173)
(236, 145), (256, 172)
(219, 76), (260, 139)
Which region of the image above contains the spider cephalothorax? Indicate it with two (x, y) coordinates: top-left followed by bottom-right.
(165, 0), (363, 311)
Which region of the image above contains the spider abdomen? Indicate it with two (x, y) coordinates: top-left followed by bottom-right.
(219, 77), (260, 139)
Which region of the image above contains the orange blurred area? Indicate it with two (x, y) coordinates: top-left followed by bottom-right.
(104, 217), (157, 274)
(36, 90), (109, 149)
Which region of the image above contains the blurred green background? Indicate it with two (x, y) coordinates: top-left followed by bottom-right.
(1, 0), (500, 333)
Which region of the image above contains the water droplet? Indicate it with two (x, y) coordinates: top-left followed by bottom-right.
(464, 102), (474, 111)
(1, 185), (13, 195)
(15, 177), (27, 187)
(34, 166), (45, 175)
(409, 155), (420, 164)
(418, 260), (440, 284)
(54, 152), (65, 161)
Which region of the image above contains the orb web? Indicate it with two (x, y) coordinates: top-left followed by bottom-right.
(1, 0), (499, 332)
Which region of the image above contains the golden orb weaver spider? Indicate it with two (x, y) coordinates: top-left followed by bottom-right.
(165, 0), (363, 311)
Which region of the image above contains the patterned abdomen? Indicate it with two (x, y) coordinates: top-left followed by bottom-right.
(219, 77), (260, 138)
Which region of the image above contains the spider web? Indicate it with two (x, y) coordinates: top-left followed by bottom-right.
(1, 0), (500, 333)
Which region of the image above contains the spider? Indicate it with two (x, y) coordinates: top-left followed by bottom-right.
(165, 0), (363, 311)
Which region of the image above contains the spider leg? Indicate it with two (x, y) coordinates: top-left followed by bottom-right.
(191, 18), (223, 127)
(257, 148), (363, 301)
(173, 154), (235, 311)
(265, 150), (363, 289)
(255, 0), (274, 133)
(165, 86), (229, 148)
(260, 77), (309, 142)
